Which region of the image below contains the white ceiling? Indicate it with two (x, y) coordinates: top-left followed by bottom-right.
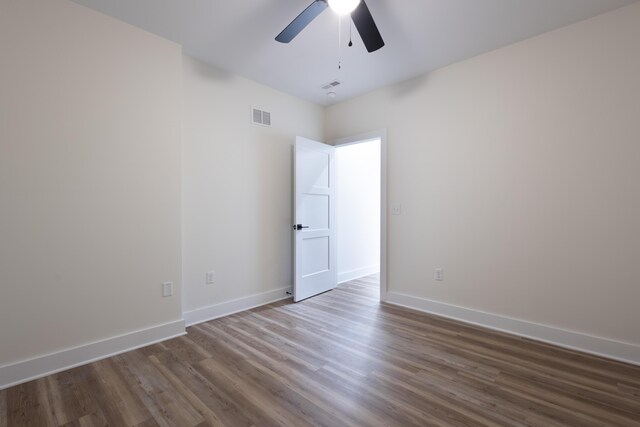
(71, 0), (637, 106)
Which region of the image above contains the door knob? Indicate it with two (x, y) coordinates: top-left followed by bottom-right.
(293, 224), (310, 230)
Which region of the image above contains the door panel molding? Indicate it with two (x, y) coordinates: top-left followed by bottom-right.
(294, 137), (337, 302)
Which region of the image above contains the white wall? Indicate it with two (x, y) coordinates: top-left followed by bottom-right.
(336, 140), (381, 283)
(0, 0), (183, 372)
(181, 56), (325, 324)
(325, 3), (640, 350)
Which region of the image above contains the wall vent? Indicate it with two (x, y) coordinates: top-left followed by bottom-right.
(251, 107), (272, 127)
(321, 80), (341, 90)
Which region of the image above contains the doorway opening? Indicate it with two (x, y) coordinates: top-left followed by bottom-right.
(334, 130), (387, 301)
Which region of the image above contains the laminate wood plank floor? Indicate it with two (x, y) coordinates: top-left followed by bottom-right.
(3, 275), (640, 426)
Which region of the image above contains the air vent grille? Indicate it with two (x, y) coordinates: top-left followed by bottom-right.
(321, 80), (341, 90)
(251, 107), (272, 127)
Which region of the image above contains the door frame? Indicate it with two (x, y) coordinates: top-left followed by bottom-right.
(332, 129), (388, 302)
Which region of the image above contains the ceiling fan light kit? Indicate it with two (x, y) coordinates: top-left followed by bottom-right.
(328, 0), (361, 15)
(275, 0), (385, 53)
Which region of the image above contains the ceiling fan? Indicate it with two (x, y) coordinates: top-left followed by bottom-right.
(275, 0), (385, 53)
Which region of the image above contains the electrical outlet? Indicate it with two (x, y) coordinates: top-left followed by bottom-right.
(392, 204), (402, 215)
(434, 268), (444, 282)
(206, 271), (215, 284)
(162, 282), (173, 297)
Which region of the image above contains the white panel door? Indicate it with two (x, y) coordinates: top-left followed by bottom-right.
(294, 136), (336, 302)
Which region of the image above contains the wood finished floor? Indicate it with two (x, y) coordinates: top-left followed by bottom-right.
(3, 276), (640, 426)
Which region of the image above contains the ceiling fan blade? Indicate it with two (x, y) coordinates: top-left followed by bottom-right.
(275, 0), (328, 43)
(351, 0), (385, 53)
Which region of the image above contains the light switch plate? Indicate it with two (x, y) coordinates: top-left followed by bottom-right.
(162, 282), (173, 297)
(206, 271), (215, 284)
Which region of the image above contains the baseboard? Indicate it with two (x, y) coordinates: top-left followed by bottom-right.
(184, 286), (292, 327)
(0, 319), (186, 390)
(338, 265), (380, 284)
(385, 292), (640, 366)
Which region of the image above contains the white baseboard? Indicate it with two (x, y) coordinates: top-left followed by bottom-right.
(386, 292), (640, 366)
(184, 286), (292, 327)
(0, 319), (186, 390)
(338, 265), (380, 284)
